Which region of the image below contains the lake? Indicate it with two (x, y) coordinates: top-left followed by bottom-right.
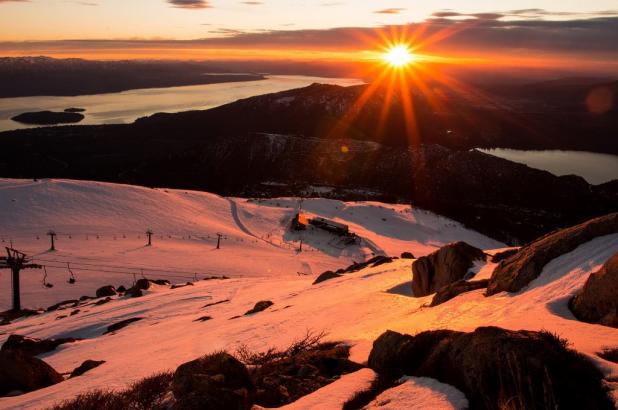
(0, 75), (363, 132)
(479, 148), (618, 185)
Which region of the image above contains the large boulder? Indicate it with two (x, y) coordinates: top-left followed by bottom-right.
(1, 334), (80, 357)
(430, 279), (489, 306)
(368, 327), (613, 410)
(172, 352), (254, 410)
(0, 350), (63, 396)
(411, 242), (486, 296)
(487, 212), (618, 295)
(570, 252), (618, 327)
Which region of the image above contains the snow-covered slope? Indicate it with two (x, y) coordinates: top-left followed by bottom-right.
(0, 178), (501, 310)
(1, 178), (617, 409)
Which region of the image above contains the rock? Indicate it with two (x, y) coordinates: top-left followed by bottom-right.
(96, 285), (117, 298)
(94, 297), (112, 306)
(203, 299), (230, 308)
(69, 360), (105, 378)
(64, 107), (86, 113)
(104, 317), (144, 335)
(370, 255), (395, 268)
(490, 248), (519, 263)
(125, 288), (143, 298)
(46, 299), (79, 312)
(488, 213), (618, 295)
(117, 285), (127, 293)
(430, 279), (490, 306)
(400, 252), (415, 259)
(245, 301), (274, 315)
(194, 316), (212, 322)
(135, 278), (152, 290)
(171, 282), (194, 289)
(1, 334), (80, 357)
(11, 111), (84, 125)
(368, 327), (613, 410)
(312, 271), (341, 285)
(411, 242), (486, 297)
(0, 350), (63, 396)
(151, 279), (171, 286)
(172, 352), (254, 410)
(570, 252), (618, 328)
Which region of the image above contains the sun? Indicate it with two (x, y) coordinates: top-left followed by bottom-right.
(383, 45), (414, 67)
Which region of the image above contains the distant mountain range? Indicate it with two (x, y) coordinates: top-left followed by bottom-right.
(0, 80), (616, 244)
(0, 57), (265, 97)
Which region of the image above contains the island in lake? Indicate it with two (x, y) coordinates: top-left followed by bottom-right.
(11, 110), (85, 125)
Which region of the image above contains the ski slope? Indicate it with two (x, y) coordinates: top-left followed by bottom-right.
(0, 178), (501, 310)
(0, 178), (617, 409)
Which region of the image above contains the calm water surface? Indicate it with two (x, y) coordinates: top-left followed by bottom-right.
(479, 148), (618, 185)
(0, 75), (363, 132)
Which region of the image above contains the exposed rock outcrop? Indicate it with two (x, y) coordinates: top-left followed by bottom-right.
(490, 248), (519, 263)
(0, 350), (63, 396)
(487, 213), (618, 295)
(570, 252), (618, 328)
(172, 352), (254, 410)
(412, 242), (486, 297)
(400, 252), (415, 259)
(245, 301), (274, 315)
(95, 285), (117, 298)
(104, 317), (144, 335)
(368, 327), (613, 410)
(70, 360), (106, 378)
(430, 279), (489, 306)
(46, 300), (78, 312)
(313, 271), (342, 285)
(1, 334), (80, 357)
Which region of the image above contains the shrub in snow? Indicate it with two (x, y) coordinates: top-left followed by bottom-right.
(49, 372), (173, 410)
(368, 327), (614, 410)
(235, 331), (363, 408)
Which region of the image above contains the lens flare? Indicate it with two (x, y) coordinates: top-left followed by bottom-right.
(383, 45), (414, 67)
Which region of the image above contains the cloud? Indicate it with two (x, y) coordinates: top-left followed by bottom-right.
(167, 0), (211, 9)
(1, 11), (617, 73)
(374, 8), (404, 15)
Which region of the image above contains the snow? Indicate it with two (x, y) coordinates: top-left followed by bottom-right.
(364, 376), (468, 410)
(280, 368), (376, 410)
(0, 178), (502, 310)
(0, 178), (616, 409)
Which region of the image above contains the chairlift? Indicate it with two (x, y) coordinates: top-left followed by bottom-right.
(67, 262), (76, 284)
(42, 266), (54, 288)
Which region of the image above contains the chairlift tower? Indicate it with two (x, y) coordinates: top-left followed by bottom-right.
(0, 248), (42, 312)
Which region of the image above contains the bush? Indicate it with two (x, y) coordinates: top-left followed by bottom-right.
(48, 372), (172, 410)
